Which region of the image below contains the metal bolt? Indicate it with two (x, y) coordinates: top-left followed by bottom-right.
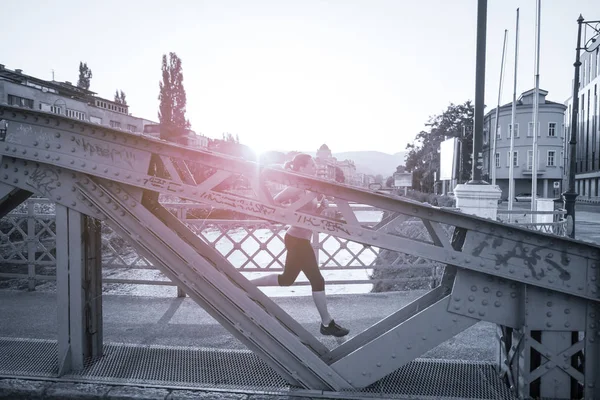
(56, 196), (61, 201)
(497, 291), (503, 297)
(511, 292), (517, 298)
(547, 301), (552, 307)
(45, 143), (50, 149)
(479, 311), (485, 317)
(468, 296), (475, 302)
(495, 301), (501, 307)
(483, 287), (490, 293)
(547, 312), (552, 317)
(546, 322), (552, 328)
(468, 308), (475, 314)
(482, 300), (488, 306)
(471, 286), (477, 292)
(565, 322), (570, 328)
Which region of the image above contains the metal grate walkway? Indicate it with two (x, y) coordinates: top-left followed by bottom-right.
(0, 337), (516, 399)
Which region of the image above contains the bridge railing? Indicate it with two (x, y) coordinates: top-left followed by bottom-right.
(0, 199), (445, 292)
(496, 209), (567, 236)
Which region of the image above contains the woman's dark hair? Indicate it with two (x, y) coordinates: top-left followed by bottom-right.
(284, 153), (312, 172)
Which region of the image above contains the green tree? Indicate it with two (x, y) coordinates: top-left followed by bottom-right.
(114, 90), (127, 105)
(158, 52), (190, 140)
(77, 62), (92, 90)
(405, 101), (474, 192)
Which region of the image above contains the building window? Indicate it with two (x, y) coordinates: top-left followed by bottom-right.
(506, 151), (518, 167)
(547, 150), (556, 166)
(90, 116), (102, 124)
(496, 125), (501, 140)
(508, 123), (519, 138)
(527, 150), (533, 170)
(8, 94), (34, 109)
(495, 152), (500, 168)
(110, 120), (121, 128)
(561, 151), (564, 167)
(548, 122), (556, 137)
(127, 124), (137, 133)
(65, 109), (86, 121)
(528, 122), (540, 137)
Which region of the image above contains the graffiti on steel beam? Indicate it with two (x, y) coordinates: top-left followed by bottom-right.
(143, 176), (182, 193)
(26, 166), (59, 197)
(199, 191), (276, 216)
(470, 235), (571, 281)
(296, 215), (350, 235)
(74, 137), (136, 169)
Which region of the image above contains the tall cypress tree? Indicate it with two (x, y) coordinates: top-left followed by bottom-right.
(77, 62), (92, 90)
(158, 52), (190, 140)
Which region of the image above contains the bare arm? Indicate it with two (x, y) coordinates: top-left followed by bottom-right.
(273, 186), (303, 205)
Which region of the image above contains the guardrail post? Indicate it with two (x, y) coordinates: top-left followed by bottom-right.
(26, 200), (36, 291)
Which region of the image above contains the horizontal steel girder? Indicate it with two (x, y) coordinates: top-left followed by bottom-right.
(1, 106), (599, 303)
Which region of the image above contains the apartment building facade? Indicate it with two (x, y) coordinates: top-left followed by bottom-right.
(564, 45), (600, 201)
(0, 64), (155, 135)
(482, 89), (567, 200)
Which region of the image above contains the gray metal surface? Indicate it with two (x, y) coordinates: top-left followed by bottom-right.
(0, 337), (515, 399)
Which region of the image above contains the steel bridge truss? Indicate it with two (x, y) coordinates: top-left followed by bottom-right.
(0, 105), (599, 399)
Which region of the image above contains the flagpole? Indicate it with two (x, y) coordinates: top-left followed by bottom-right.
(508, 9), (520, 213)
(531, 0), (541, 214)
(492, 29), (508, 186)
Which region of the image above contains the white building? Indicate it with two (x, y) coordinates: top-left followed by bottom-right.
(483, 89), (567, 199)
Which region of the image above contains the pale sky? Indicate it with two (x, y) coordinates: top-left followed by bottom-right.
(3, 0), (598, 154)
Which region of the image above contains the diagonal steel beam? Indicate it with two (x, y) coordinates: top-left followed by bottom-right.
(323, 284), (449, 364)
(330, 295), (478, 388)
(77, 177), (351, 390)
(144, 198), (330, 357)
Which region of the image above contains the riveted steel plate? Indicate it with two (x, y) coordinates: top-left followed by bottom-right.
(449, 269), (522, 327)
(5, 121), (152, 174)
(523, 285), (588, 331)
(0, 338), (516, 399)
(462, 230), (593, 300)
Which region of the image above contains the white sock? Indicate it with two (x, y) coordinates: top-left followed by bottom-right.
(312, 291), (333, 326)
(251, 274), (280, 287)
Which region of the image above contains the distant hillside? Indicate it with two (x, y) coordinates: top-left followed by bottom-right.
(332, 151), (407, 177)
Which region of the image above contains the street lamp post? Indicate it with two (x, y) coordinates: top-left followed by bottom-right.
(563, 15), (600, 239)
(469, 0), (488, 185)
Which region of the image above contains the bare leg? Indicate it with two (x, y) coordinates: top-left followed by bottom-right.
(250, 274), (280, 286)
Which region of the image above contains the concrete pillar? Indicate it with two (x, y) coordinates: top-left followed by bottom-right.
(56, 205), (103, 375)
(584, 179), (590, 198)
(591, 178), (597, 198)
(453, 183), (502, 220)
(543, 179), (548, 198)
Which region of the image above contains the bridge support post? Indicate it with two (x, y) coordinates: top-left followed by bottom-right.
(56, 205), (103, 375)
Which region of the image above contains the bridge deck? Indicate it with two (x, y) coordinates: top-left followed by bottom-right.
(0, 337), (515, 400)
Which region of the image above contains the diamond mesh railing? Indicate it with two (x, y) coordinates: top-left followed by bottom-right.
(1, 199), (442, 292)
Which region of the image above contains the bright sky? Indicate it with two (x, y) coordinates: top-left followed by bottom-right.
(3, 1), (598, 154)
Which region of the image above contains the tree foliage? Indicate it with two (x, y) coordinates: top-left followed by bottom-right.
(405, 101), (474, 192)
(158, 52), (190, 139)
(114, 90), (127, 105)
(77, 62), (92, 90)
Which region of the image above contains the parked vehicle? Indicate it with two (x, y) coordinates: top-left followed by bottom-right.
(514, 193), (540, 202)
